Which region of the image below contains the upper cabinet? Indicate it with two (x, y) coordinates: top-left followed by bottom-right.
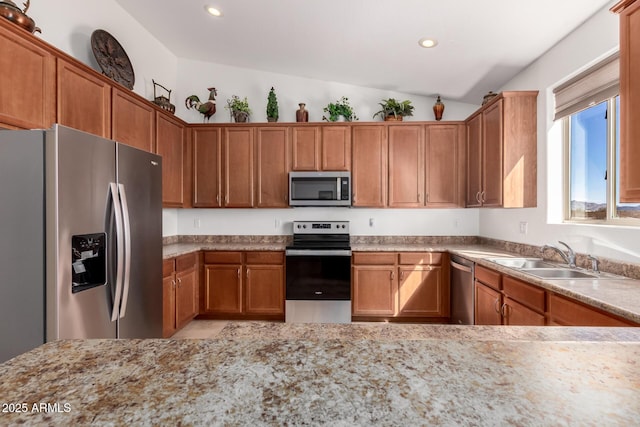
(291, 125), (351, 171)
(111, 88), (156, 152)
(0, 20), (55, 130)
(156, 112), (188, 208)
(351, 125), (388, 207)
(224, 127), (255, 207)
(465, 91), (538, 208)
(192, 127), (223, 208)
(612, 0), (640, 201)
(255, 127), (290, 208)
(388, 125), (424, 207)
(57, 58), (111, 138)
(425, 124), (465, 208)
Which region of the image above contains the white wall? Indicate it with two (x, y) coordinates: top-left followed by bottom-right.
(30, 0), (178, 101)
(481, 1), (640, 263)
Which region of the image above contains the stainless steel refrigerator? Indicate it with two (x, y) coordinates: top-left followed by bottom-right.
(0, 125), (162, 363)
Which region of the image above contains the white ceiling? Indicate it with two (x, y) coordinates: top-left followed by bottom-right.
(115, 0), (612, 104)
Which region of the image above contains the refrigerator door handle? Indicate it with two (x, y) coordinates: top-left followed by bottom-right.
(109, 183), (125, 322)
(118, 183), (132, 319)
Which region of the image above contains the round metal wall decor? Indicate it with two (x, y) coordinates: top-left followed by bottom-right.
(91, 29), (135, 90)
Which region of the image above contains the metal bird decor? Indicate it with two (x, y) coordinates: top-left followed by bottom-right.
(185, 87), (217, 121)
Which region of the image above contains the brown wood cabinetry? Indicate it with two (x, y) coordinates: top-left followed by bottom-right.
(388, 125), (424, 207)
(475, 281), (503, 325)
(291, 125), (350, 171)
(425, 124), (465, 207)
(465, 91), (538, 208)
(351, 125), (387, 207)
(163, 253), (198, 337)
(501, 276), (545, 326)
(612, 0), (640, 201)
(548, 293), (635, 326)
(224, 127), (254, 207)
(202, 251), (284, 320)
(57, 58), (111, 138)
(255, 127), (290, 207)
(156, 112), (188, 207)
(0, 20), (55, 130)
(111, 88), (155, 152)
(352, 252), (449, 320)
(192, 127), (223, 207)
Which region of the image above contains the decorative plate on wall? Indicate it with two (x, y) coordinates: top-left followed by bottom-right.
(90, 29), (135, 90)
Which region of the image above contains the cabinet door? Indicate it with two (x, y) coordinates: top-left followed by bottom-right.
(57, 59), (111, 138)
(256, 127), (289, 207)
(0, 24), (55, 129)
(388, 125), (424, 207)
(466, 113), (483, 207)
(176, 267), (197, 329)
(204, 265), (243, 314)
(351, 125), (387, 207)
(398, 266), (447, 317)
(224, 127), (254, 207)
(112, 88), (155, 152)
(162, 273), (176, 338)
(291, 126), (321, 170)
(192, 128), (222, 207)
(352, 266), (397, 316)
(425, 124), (462, 207)
(617, 1), (640, 201)
(321, 125), (351, 170)
(503, 297), (545, 326)
(481, 100), (504, 207)
(474, 281), (502, 325)
(156, 113), (186, 207)
(245, 265), (284, 315)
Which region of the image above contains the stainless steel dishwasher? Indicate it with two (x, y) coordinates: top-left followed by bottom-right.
(450, 255), (475, 325)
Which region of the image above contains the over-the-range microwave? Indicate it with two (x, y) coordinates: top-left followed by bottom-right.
(289, 171), (351, 207)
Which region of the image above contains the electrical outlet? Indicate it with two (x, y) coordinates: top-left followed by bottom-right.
(369, 218), (375, 227)
(193, 218), (201, 229)
(519, 221), (528, 235)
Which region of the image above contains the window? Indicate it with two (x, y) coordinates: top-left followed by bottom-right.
(564, 96), (640, 223)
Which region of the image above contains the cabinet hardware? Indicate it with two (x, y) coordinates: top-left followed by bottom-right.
(494, 298), (501, 314)
(476, 191), (481, 204)
(418, 193), (421, 202)
(400, 271), (404, 281)
(171, 279), (176, 289)
(500, 303), (507, 317)
(237, 268), (240, 278)
(481, 191), (486, 203)
(390, 271), (395, 280)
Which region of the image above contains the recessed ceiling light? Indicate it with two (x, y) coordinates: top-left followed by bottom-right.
(418, 38), (438, 48)
(205, 6), (222, 17)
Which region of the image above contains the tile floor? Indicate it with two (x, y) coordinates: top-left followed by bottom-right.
(170, 320), (229, 339)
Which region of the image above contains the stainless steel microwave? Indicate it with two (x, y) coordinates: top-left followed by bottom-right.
(289, 171), (351, 207)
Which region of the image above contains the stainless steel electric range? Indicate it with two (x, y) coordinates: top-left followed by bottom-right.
(285, 221), (351, 323)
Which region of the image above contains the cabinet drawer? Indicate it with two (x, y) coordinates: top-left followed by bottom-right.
(162, 259), (175, 278)
(204, 251), (243, 264)
(352, 252), (397, 265)
(399, 252), (442, 265)
(502, 276), (545, 313)
(176, 252), (198, 272)
(548, 293), (633, 327)
(475, 265), (501, 290)
(245, 251), (284, 265)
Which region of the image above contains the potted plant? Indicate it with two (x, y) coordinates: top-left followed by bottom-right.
(266, 87), (279, 122)
(322, 96), (358, 121)
(372, 98), (414, 121)
(225, 95), (251, 122)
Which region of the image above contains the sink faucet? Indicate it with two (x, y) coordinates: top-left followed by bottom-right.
(541, 241), (577, 268)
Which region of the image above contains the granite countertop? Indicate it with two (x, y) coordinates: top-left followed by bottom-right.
(1, 323), (639, 425)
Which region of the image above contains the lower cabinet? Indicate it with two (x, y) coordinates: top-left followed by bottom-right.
(352, 252), (449, 321)
(163, 252), (198, 337)
(474, 281), (502, 325)
(202, 251), (284, 320)
(547, 293), (635, 327)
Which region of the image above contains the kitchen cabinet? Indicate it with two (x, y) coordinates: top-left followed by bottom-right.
(111, 88), (155, 152)
(224, 127), (255, 207)
(155, 112), (188, 208)
(57, 58), (111, 138)
(612, 0), (640, 201)
(548, 293), (635, 327)
(465, 91), (538, 208)
(192, 127), (223, 207)
(424, 124), (465, 207)
(163, 252), (198, 337)
(474, 265), (503, 325)
(388, 125), (424, 207)
(255, 127), (290, 207)
(352, 252), (449, 320)
(351, 125), (387, 207)
(202, 251), (285, 320)
(291, 125), (350, 171)
(0, 19), (55, 130)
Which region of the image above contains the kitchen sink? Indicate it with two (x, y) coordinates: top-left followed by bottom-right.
(519, 268), (598, 279)
(488, 258), (557, 269)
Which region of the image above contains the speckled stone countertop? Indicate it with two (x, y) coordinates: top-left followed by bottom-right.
(1, 323), (639, 426)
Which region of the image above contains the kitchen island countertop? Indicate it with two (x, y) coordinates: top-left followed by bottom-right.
(1, 323), (639, 426)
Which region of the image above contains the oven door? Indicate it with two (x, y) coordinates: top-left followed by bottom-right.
(285, 250), (351, 300)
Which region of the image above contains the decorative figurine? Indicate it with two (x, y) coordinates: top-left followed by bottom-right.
(152, 79), (175, 114)
(185, 87), (217, 121)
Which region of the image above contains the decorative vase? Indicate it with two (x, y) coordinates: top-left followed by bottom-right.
(296, 103), (309, 122)
(433, 96), (444, 121)
(267, 117), (277, 122)
(233, 111), (249, 123)
(482, 91), (498, 105)
(384, 115), (403, 121)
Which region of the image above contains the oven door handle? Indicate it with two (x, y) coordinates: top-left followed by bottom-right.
(285, 249), (352, 257)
